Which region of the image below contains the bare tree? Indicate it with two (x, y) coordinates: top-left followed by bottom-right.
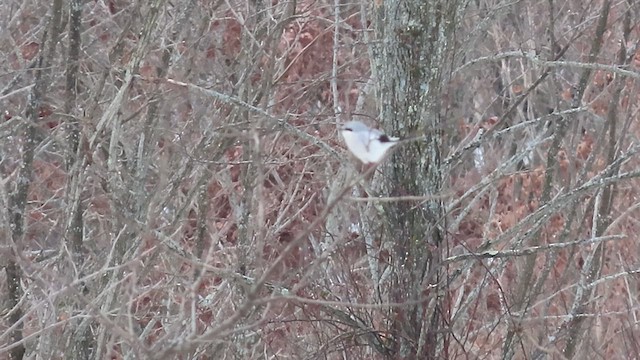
(368, 0), (462, 357)
(1, 0), (640, 358)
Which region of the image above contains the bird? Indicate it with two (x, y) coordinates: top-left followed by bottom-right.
(340, 120), (400, 164)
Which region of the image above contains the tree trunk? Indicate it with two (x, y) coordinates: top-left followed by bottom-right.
(373, 0), (462, 358)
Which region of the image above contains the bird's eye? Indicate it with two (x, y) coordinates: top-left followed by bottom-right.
(379, 135), (390, 142)
(344, 127), (353, 131)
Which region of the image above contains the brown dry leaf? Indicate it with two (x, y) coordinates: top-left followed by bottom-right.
(512, 84), (523, 94)
(21, 41), (39, 60)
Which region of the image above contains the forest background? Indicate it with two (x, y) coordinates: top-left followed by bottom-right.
(2, 0), (640, 359)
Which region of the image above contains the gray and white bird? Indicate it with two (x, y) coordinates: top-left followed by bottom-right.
(340, 120), (399, 164)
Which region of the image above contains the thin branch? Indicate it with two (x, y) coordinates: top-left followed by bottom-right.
(443, 234), (625, 265)
(163, 78), (341, 160)
(455, 50), (640, 80)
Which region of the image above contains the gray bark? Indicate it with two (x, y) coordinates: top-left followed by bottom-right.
(373, 0), (464, 357)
